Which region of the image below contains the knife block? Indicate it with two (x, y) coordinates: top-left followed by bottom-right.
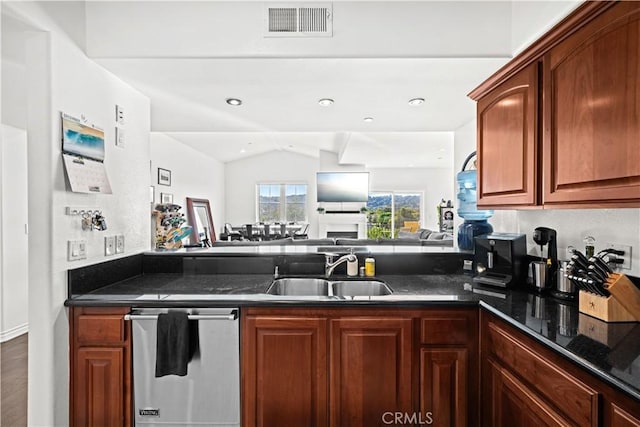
(578, 274), (640, 322)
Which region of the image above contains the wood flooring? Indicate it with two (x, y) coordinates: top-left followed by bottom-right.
(1, 333), (28, 426)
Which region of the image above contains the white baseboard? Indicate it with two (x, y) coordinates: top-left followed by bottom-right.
(0, 323), (28, 343)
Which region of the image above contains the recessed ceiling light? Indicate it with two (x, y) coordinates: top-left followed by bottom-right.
(439, 148), (445, 152)
(437, 156), (443, 160)
(240, 149), (246, 153)
(363, 117), (374, 122)
(408, 97), (425, 106)
(226, 98), (242, 106)
(318, 98), (334, 107)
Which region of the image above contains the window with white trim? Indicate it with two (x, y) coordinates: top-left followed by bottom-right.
(257, 183), (307, 223)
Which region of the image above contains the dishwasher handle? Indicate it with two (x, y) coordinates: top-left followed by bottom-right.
(124, 311), (237, 321)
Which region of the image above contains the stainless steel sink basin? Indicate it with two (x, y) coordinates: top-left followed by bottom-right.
(331, 280), (393, 296)
(266, 278), (330, 296)
(265, 278), (393, 297)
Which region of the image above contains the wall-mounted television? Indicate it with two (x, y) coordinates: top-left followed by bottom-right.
(316, 172), (369, 202)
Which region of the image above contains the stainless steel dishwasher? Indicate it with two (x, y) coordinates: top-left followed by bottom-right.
(128, 308), (240, 426)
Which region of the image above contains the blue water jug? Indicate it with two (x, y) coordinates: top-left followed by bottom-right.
(456, 152), (494, 250)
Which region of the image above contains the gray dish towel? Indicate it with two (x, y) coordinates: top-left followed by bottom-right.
(155, 311), (191, 377)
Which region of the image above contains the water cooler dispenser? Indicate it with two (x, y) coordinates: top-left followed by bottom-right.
(456, 151), (494, 250)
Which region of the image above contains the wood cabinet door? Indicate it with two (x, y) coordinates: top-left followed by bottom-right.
(329, 317), (413, 427)
(543, 2), (640, 206)
(242, 315), (328, 427)
(477, 61), (539, 208)
(610, 403), (640, 427)
(74, 348), (124, 427)
(420, 348), (468, 427)
(488, 359), (572, 427)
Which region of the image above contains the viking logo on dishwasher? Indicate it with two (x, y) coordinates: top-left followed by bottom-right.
(139, 408), (160, 416)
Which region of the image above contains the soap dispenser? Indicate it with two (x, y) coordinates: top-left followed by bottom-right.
(347, 250), (358, 277)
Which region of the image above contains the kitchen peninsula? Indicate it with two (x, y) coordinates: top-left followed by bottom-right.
(66, 249), (640, 426)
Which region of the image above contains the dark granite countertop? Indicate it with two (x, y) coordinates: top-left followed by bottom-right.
(65, 255), (640, 403)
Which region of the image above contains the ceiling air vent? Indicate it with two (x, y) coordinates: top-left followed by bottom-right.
(265, 3), (333, 37)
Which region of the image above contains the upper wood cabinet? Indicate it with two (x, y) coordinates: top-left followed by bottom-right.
(542, 2), (640, 206)
(470, 1), (640, 208)
(477, 62), (539, 208)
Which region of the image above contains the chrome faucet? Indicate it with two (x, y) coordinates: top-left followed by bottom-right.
(325, 253), (357, 278)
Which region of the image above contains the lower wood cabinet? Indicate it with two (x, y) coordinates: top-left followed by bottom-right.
(481, 310), (640, 427)
(420, 348), (469, 427)
(241, 315), (328, 427)
(329, 317), (413, 426)
(610, 404), (640, 427)
(242, 307), (478, 427)
(488, 359), (572, 427)
(70, 306), (131, 427)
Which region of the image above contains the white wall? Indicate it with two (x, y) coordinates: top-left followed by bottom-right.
(518, 209), (640, 276)
(225, 150), (320, 237)
(3, 3), (151, 425)
(1, 12), (30, 342)
(85, 2), (512, 58)
(0, 125), (29, 342)
(151, 132), (225, 239)
(510, 1), (582, 54)
(225, 149), (454, 237)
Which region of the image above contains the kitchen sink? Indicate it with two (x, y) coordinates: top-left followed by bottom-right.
(331, 280), (393, 296)
(266, 278), (331, 296)
(265, 278), (393, 297)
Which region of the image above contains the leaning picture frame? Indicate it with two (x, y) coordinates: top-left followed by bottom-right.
(158, 168), (171, 186)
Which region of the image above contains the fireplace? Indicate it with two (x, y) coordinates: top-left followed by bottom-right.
(318, 213), (367, 239)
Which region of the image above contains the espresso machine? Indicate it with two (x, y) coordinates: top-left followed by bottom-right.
(530, 227), (558, 292)
(473, 233), (527, 288)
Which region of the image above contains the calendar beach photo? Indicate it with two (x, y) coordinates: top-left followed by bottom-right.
(61, 113), (105, 161)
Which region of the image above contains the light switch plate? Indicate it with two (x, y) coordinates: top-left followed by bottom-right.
(115, 104), (124, 125)
(68, 240), (87, 261)
(105, 236), (115, 256)
(115, 235), (125, 254)
(115, 127), (125, 148)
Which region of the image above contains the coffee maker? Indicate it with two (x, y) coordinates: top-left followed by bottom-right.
(530, 227), (558, 291)
(473, 233), (527, 288)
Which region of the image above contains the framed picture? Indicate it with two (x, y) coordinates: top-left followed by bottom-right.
(150, 186), (155, 203)
(157, 168), (171, 186)
(160, 193), (173, 204)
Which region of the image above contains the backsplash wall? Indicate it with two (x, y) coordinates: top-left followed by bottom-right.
(517, 208), (640, 277)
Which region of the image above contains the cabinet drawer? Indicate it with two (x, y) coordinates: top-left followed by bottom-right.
(421, 310), (476, 345)
(76, 314), (126, 345)
(487, 321), (598, 427)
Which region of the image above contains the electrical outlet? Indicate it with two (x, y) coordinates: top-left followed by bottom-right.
(105, 236), (115, 256)
(115, 235), (125, 254)
(67, 240), (87, 261)
(605, 243), (632, 270)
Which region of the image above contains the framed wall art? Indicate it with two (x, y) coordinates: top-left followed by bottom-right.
(158, 168), (171, 186)
(160, 192), (174, 204)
